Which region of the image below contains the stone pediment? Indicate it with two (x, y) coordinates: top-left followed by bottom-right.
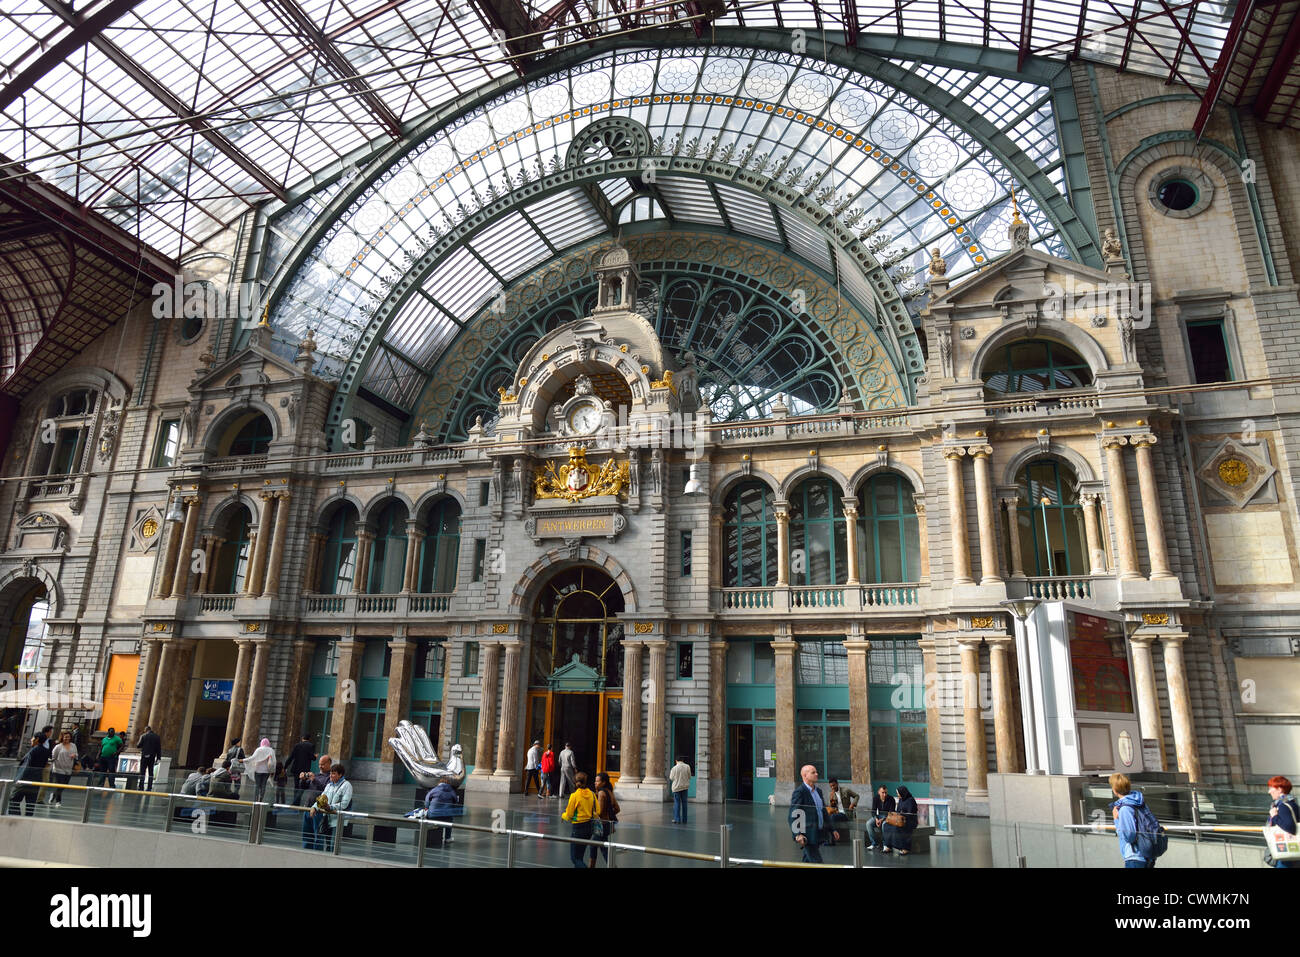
(928, 247), (1120, 313)
(548, 653), (605, 691)
(14, 512), (67, 551)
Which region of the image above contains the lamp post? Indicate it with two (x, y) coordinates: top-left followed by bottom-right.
(1000, 596), (1043, 774)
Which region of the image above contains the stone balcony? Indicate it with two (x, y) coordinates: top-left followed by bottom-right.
(715, 582), (927, 615)
(298, 592), (455, 621)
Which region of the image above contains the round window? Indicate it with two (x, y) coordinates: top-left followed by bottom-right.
(179, 314), (205, 343)
(1156, 179), (1198, 211)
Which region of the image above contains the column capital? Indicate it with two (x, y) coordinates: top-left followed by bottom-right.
(1130, 432), (1159, 448)
(259, 490), (276, 502)
(912, 492), (926, 515)
(1000, 495), (1021, 509)
(966, 444), (994, 458)
(773, 507), (790, 524)
(386, 637), (416, 651)
(621, 638), (645, 650)
(841, 500), (859, 517)
(275, 489), (292, 500)
(642, 638), (669, 651)
(954, 634), (985, 651)
(1080, 491), (1101, 506)
(842, 638), (871, 655)
(1155, 630), (1188, 645)
(984, 635), (1014, 649)
(1103, 435), (1130, 450)
(943, 447), (967, 460)
(292, 637), (314, 651)
(770, 639), (799, 652)
(1127, 633), (1156, 648)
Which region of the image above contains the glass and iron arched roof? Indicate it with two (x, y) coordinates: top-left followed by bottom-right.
(0, 3), (1232, 261)
(265, 43), (1082, 423)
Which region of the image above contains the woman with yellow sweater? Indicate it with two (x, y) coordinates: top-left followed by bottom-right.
(560, 771), (599, 868)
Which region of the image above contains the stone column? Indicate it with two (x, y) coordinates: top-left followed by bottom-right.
(914, 495), (930, 579)
(302, 533), (325, 594)
(1081, 493), (1107, 575)
(917, 638), (943, 787)
(844, 639), (871, 786)
(155, 510), (185, 599)
(132, 639), (162, 738)
(494, 641), (522, 783)
(1161, 633), (1202, 782)
(381, 638), (416, 769)
(245, 494), (274, 595)
(1128, 635), (1165, 770)
(223, 638), (253, 751)
(643, 639), (668, 784)
(1002, 497), (1026, 578)
(970, 446), (1001, 584)
(1104, 438), (1142, 580)
(147, 639), (176, 732)
(772, 639), (798, 786)
(472, 640), (501, 777)
(242, 638), (270, 746)
(150, 639), (195, 753)
(1132, 435), (1174, 579)
(708, 640), (727, 798)
(945, 451), (973, 584)
(197, 537), (222, 594)
(619, 640), (644, 784)
(261, 491), (292, 597)
(774, 506), (790, 586)
(708, 514), (724, 591)
(280, 638), (315, 755)
(353, 531), (374, 594)
(987, 637), (1018, 773)
(958, 637), (988, 798)
(170, 495), (202, 597)
(329, 639), (363, 761)
(842, 501), (861, 584)
(402, 523), (424, 592)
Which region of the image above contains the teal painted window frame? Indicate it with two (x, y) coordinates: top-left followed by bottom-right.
(789, 478), (847, 586)
(1018, 459), (1085, 577)
(320, 507), (359, 595)
(228, 415), (274, 456)
(680, 529), (692, 577)
(857, 472), (921, 583)
(471, 538), (486, 582)
(1185, 317), (1234, 384)
(722, 481), (776, 587)
(676, 642), (693, 680)
(214, 506), (252, 594)
(982, 338), (1092, 396)
(367, 501), (409, 594)
(152, 418), (181, 468)
(463, 641), (479, 677)
(418, 499), (460, 592)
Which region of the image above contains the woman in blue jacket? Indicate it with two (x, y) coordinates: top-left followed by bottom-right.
(882, 785), (918, 854)
(1267, 775), (1299, 868)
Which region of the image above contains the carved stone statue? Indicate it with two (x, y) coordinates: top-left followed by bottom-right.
(928, 247), (948, 278)
(1102, 227), (1123, 261)
(1119, 315), (1135, 362)
(650, 448), (664, 496)
(388, 720), (466, 789)
(628, 448), (640, 498)
(938, 328), (953, 377)
(574, 374), (593, 397)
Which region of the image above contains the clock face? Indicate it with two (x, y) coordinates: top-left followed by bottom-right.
(566, 402), (602, 435)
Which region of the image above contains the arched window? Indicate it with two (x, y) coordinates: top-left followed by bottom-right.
(982, 339), (1092, 397)
(530, 565), (627, 687)
(857, 473), (921, 583)
(31, 388), (99, 481)
(212, 506), (252, 594)
(788, 478), (846, 586)
(319, 506), (359, 594)
(367, 501), (409, 594)
(419, 499), (461, 593)
(1016, 459), (1086, 576)
(220, 412), (274, 456)
(722, 481), (777, 587)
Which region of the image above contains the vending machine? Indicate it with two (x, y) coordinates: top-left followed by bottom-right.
(1022, 602), (1146, 776)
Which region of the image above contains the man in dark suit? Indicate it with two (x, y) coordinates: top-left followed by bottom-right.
(286, 734), (317, 804)
(788, 764), (838, 864)
(137, 726), (162, 790)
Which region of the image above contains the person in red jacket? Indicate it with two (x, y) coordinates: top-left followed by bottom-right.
(539, 744), (557, 799)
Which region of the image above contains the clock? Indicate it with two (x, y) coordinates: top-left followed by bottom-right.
(565, 399), (604, 435)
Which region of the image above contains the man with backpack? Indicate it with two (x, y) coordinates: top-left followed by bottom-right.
(1110, 772), (1166, 868)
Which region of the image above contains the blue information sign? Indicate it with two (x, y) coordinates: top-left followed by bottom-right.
(202, 679), (234, 702)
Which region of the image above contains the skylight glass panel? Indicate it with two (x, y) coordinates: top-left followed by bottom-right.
(466, 211), (551, 280)
(713, 184), (782, 244)
(653, 177), (723, 227)
(522, 191), (606, 249)
(421, 244), (496, 322)
(779, 210), (833, 274)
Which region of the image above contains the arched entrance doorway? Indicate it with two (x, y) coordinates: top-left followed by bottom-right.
(525, 565), (625, 789)
(0, 579), (52, 757)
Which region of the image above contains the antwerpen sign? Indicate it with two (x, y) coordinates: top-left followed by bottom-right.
(525, 507), (626, 543)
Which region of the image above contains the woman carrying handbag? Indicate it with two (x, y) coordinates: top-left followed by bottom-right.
(882, 785), (919, 855)
(588, 772), (620, 868)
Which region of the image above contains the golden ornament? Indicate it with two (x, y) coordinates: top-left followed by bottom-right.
(1218, 458), (1250, 487)
(534, 447), (629, 503)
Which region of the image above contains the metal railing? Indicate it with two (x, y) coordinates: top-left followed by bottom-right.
(719, 583), (922, 612)
(0, 779), (869, 868)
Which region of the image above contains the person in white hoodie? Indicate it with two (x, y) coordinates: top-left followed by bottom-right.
(244, 737), (276, 803)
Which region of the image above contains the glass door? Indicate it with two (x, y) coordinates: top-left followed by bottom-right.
(671, 713), (697, 797)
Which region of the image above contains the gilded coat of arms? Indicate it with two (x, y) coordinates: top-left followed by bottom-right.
(535, 447), (629, 503)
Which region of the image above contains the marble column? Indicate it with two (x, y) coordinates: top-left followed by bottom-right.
(914, 495), (930, 579)
(1081, 493), (1107, 575)
(242, 638), (270, 746)
(197, 537), (222, 594)
(245, 494), (274, 595)
(987, 637), (1018, 773)
(155, 512), (185, 599)
(302, 533), (325, 594)
(1132, 435), (1174, 579)
(619, 640), (644, 784)
(329, 639), (363, 761)
(945, 451), (974, 584)
(402, 523), (424, 592)
(472, 640), (501, 777)
(1161, 633), (1202, 782)
(842, 501), (861, 584)
(775, 506), (790, 587)
(708, 640), (727, 797)
(1128, 635), (1165, 770)
(494, 641), (522, 783)
(958, 638), (988, 798)
(1002, 498), (1026, 578)
(353, 531), (374, 594)
(917, 638), (943, 787)
(381, 638), (416, 767)
(772, 640), (798, 786)
(261, 491), (292, 597)
(223, 638), (253, 751)
(132, 639), (162, 738)
(643, 639), (668, 784)
(151, 639), (195, 753)
(280, 638), (315, 755)
(1104, 438), (1142, 580)
(844, 639), (872, 786)
(170, 495), (202, 597)
(970, 446), (1002, 584)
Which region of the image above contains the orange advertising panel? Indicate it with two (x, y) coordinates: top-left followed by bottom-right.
(98, 654), (139, 731)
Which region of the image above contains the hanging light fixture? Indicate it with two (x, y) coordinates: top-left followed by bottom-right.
(164, 492), (185, 525)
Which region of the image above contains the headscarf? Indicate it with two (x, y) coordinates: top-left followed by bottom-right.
(896, 785), (912, 802)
